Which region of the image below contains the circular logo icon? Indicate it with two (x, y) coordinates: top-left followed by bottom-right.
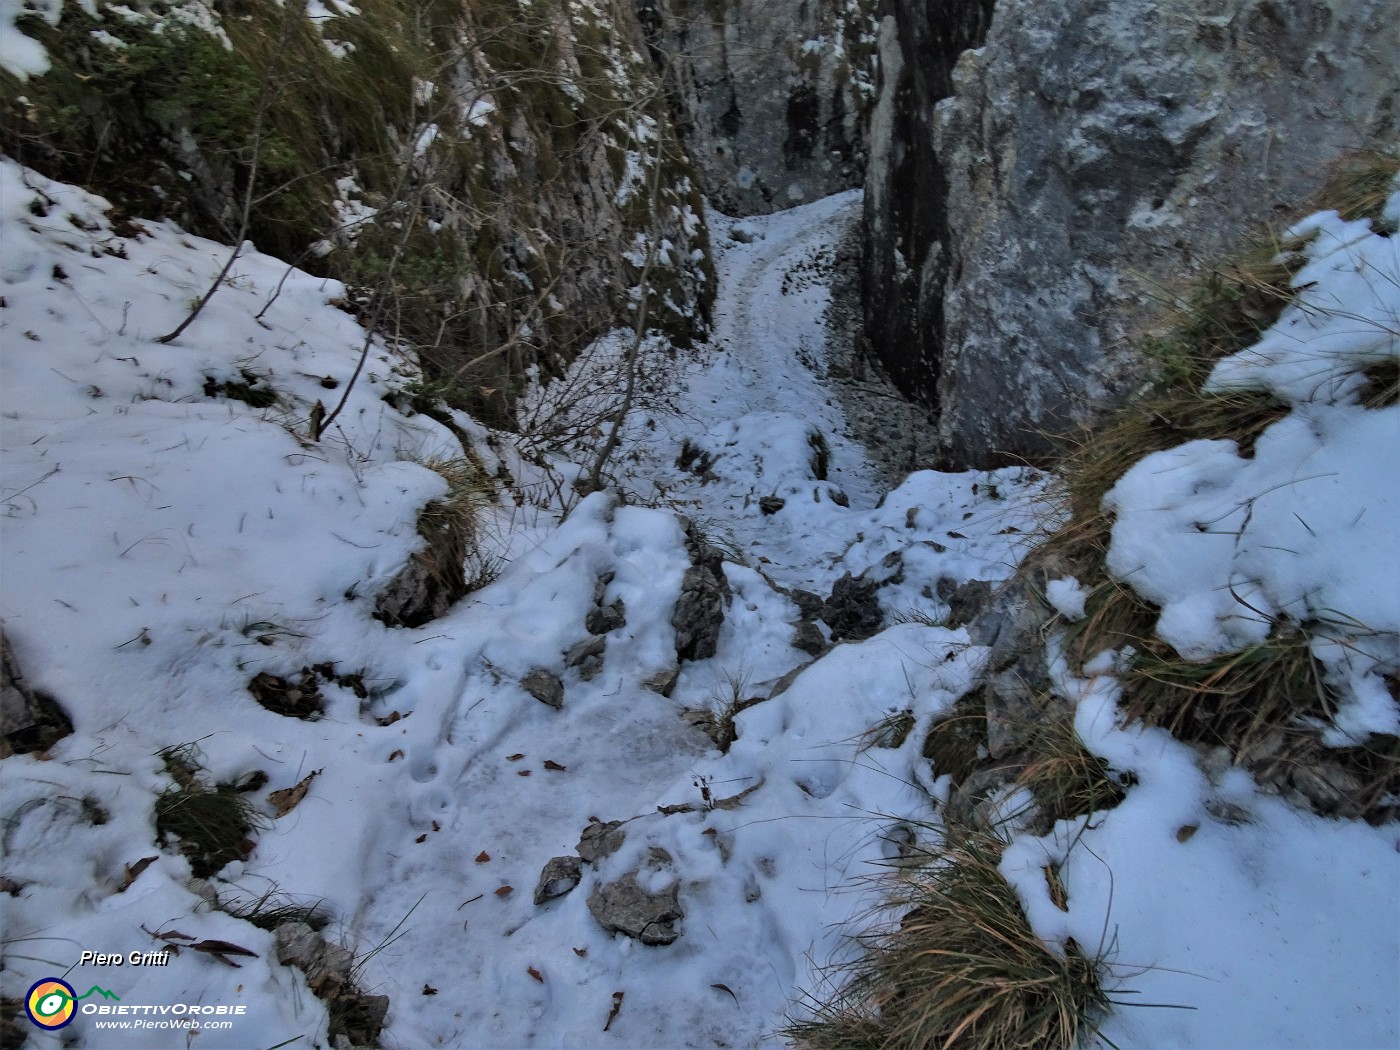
(25, 978), (77, 1030)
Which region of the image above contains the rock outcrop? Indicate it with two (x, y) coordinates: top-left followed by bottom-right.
(638, 0), (880, 214)
(864, 0), (1400, 468)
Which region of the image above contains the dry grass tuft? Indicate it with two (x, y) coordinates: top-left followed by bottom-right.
(788, 830), (1109, 1050)
(1015, 717), (1127, 830)
(1124, 626), (1334, 753)
(922, 693), (989, 786)
(154, 745), (265, 879)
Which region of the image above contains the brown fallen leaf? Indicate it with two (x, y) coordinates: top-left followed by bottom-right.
(543, 760), (567, 772)
(711, 983), (738, 1004)
(713, 778), (764, 811)
(517, 769), (532, 777)
(422, 984), (437, 996)
(376, 711), (404, 727)
(603, 991), (625, 1032)
(268, 769), (321, 818)
(432, 821), (441, 832)
(388, 749), (404, 762)
(415, 834), (427, 843)
(495, 885), (514, 897)
(506, 753), (526, 761)
(476, 851), (491, 863)
(1176, 824), (1199, 843)
(190, 939), (258, 968)
(118, 856), (158, 893)
(572, 947), (587, 958)
(527, 966), (544, 983)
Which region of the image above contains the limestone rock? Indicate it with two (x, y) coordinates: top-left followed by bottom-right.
(821, 572), (883, 643)
(672, 522), (731, 662)
(938, 578), (994, 629)
(864, 0), (1400, 468)
(585, 601), (626, 635)
(578, 820), (627, 865)
(643, 668), (679, 697)
(587, 850), (683, 946)
(565, 635), (606, 675)
(792, 620), (829, 657)
(521, 669), (564, 710)
(534, 855), (583, 905)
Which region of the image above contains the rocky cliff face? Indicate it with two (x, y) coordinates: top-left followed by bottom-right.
(637, 0), (880, 215)
(864, 0), (1400, 468)
(860, 0), (995, 418)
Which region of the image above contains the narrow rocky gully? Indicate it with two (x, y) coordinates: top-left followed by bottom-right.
(345, 189), (1050, 1050)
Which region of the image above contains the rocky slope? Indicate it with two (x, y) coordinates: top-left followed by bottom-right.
(0, 0), (715, 427)
(863, 0), (1400, 468)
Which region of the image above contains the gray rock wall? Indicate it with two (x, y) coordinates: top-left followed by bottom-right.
(864, 0), (1400, 468)
(861, 0), (996, 417)
(638, 0), (881, 214)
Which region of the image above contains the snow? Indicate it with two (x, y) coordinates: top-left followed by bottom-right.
(1, 156), (1397, 1050)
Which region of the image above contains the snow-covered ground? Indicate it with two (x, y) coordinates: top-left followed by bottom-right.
(1, 157), (1396, 1050)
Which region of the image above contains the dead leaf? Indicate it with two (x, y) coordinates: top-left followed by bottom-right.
(1176, 824), (1199, 843)
(572, 947), (587, 957)
(190, 939), (257, 957)
(144, 927), (194, 943)
(476, 851), (491, 863)
(517, 769), (532, 777)
(495, 885), (514, 897)
(388, 749), (404, 762)
(432, 820), (441, 832)
(527, 966), (543, 983)
(415, 834), (427, 843)
(190, 939), (258, 968)
(543, 760), (567, 772)
(268, 769), (321, 818)
(376, 711), (404, 727)
(422, 984), (437, 996)
(118, 856), (158, 892)
(603, 991), (624, 1031)
(713, 778), (764, 810)
(506, 753), (526, 761)
(711, 983), (738, 1004)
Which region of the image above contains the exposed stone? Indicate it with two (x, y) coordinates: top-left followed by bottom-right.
(820, 572), (883, 643)
(672, 522), (731, 662)
(565, 635), (607, 669)
(587, 861), (683, 945)
(643, 668), (680, 697)
(768, 659), (814, 700)
(865, 0), (1400, 468)
(373, 513), (470, 629)
(790, 589), (826, 621)
(792, 620), (829, 657)
(964, 563), (1070, 759)
(1, 626), (73, 756)
(275, 922), (388, 1048)
(521, 669), (564, 710)
(759, 495), (786, 516)
(578, 820), (627, 865)
(534, 855), (583, 905)
(940, 578), (994, 629)
(585, 601), (627, 635)
(275, 923), (353, 999)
